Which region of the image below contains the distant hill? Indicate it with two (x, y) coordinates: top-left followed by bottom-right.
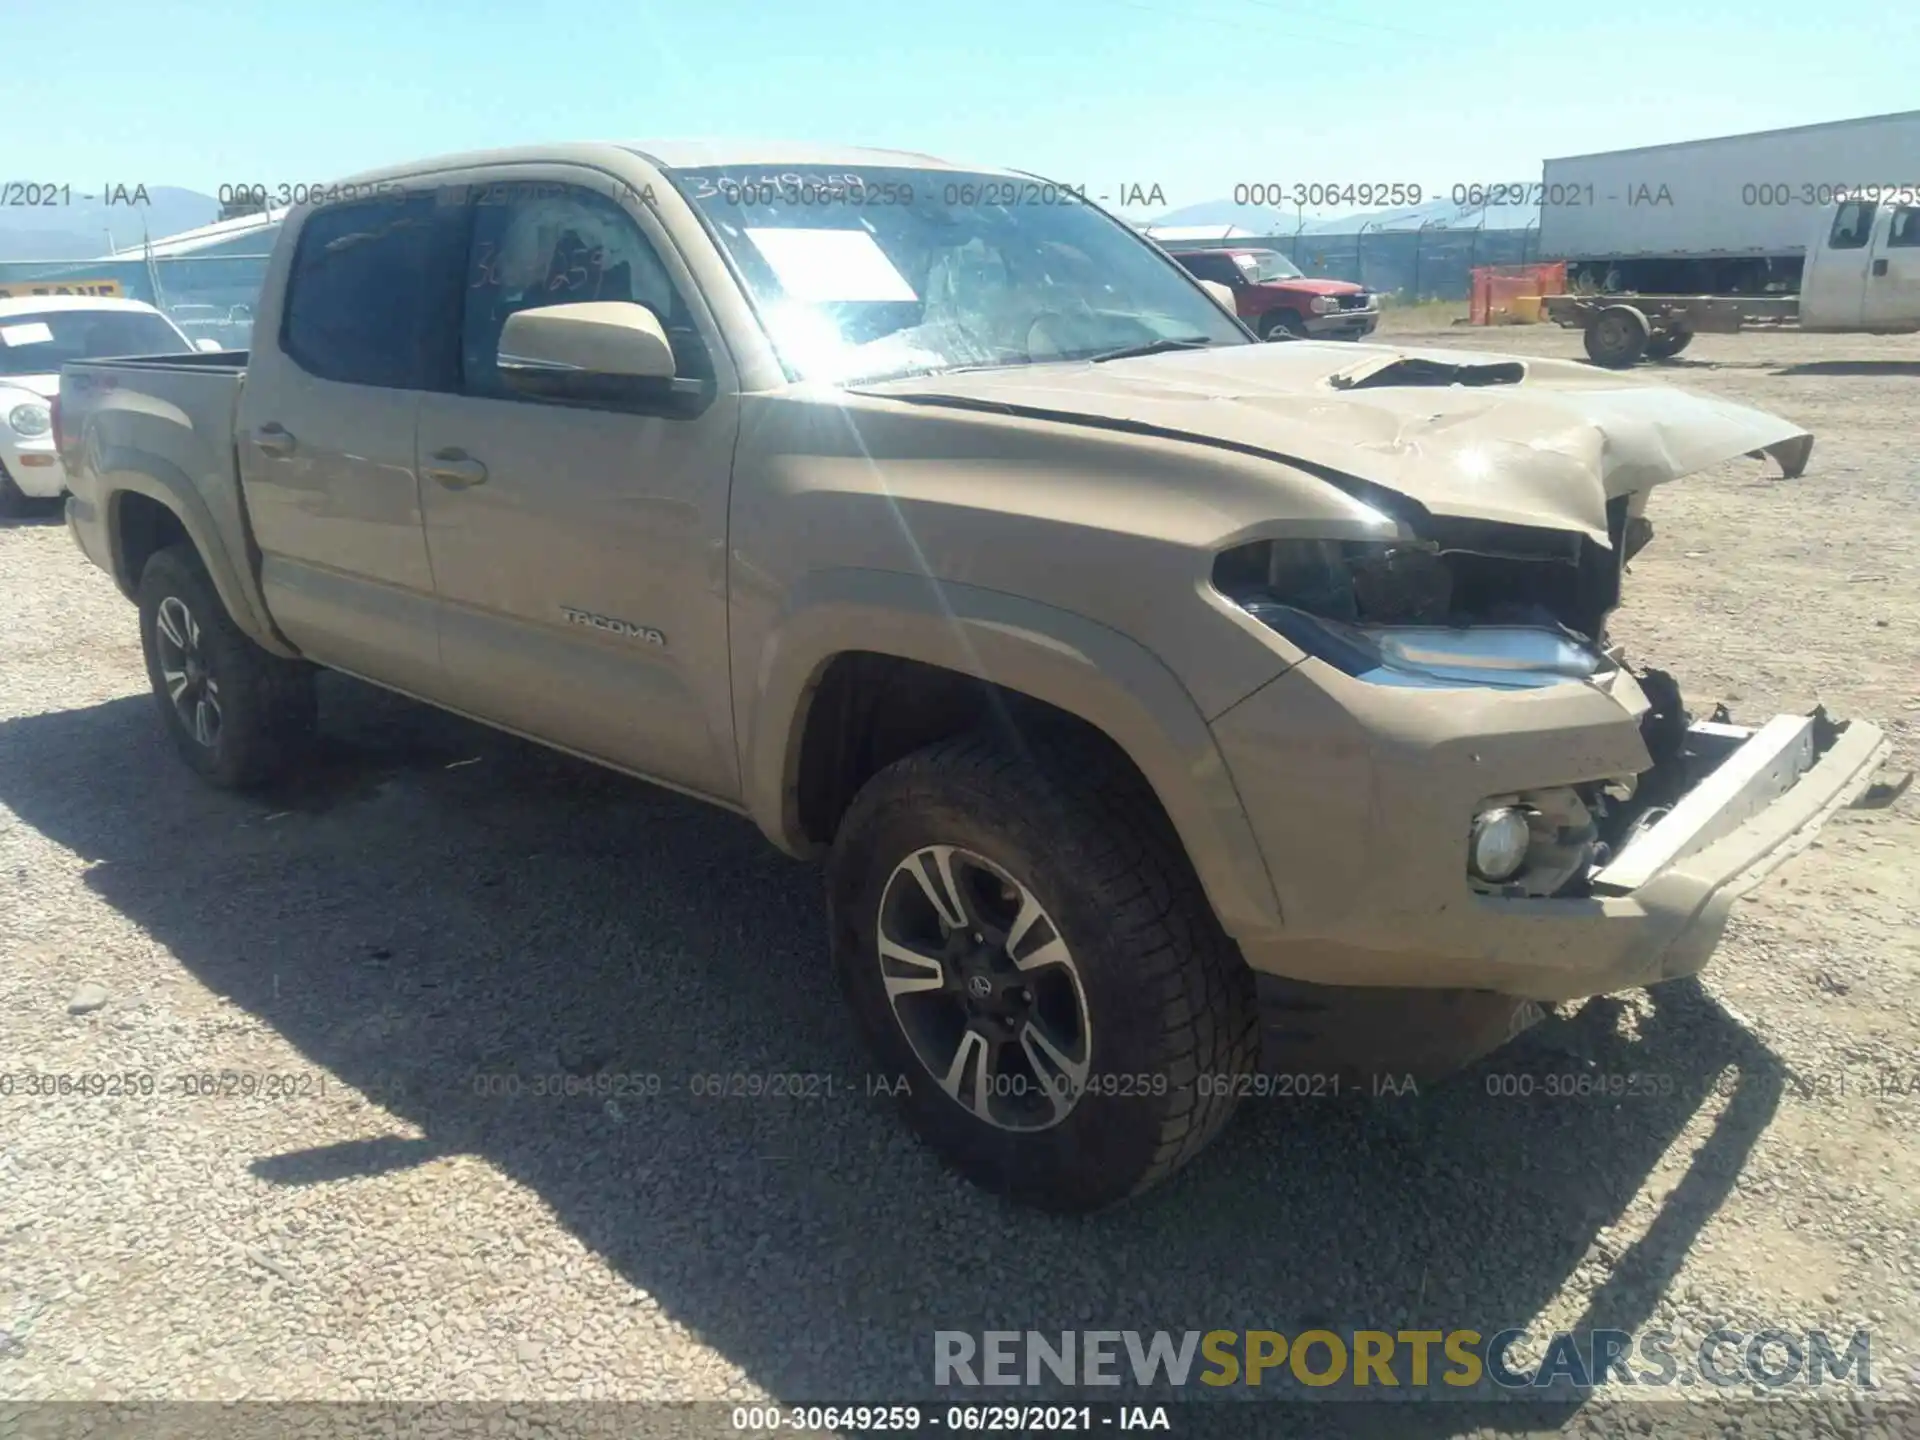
(0, 186), (219, 261)
(1150, 194), (1541, 237)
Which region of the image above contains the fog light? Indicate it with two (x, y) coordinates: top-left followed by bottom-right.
(1469, 806), (1532, 882)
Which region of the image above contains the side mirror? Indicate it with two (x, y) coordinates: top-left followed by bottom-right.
(194, 338), (223, 353)
(1199, 279), (1237, 311)
(498, 301), (677, 403)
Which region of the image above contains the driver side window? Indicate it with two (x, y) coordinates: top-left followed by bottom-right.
(1827, 201), (1876, 251)
(459, 182), (711, 398)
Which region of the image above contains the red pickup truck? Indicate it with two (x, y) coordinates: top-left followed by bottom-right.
(1170, 247), (1379, 340)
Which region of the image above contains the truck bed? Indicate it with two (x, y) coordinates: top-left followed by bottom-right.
(58, 352), (262, 634)
(75, 348), (249, 373)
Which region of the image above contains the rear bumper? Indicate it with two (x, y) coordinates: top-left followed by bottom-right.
(1214, 661), (1893, 1003)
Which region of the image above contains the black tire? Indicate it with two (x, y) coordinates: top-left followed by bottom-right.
(137, 544), (315, 788)
(1583, 304), (1651, 368)
(1261, 310), (1306, 341)
(1645, 328), (1693, 360)
(826, 731), (1259, 1212)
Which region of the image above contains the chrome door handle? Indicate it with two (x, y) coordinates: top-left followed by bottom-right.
(254, 423), (295, 457)
(424, 448), (488, 489)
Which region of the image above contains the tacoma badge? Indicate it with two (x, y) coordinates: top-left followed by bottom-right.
(560, 606), (666, 646)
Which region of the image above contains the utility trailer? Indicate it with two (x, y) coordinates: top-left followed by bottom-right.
(1543, 292), (1798, 367)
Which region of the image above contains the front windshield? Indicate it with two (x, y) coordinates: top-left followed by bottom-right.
(0, 309), (190, 377)
(1236, 249), (1304, 283)
(668, 165), (1250, 383)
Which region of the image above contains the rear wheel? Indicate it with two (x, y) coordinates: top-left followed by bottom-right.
(137, 544), (316, 788)
(1583, 304), (1651, 368)
(826, 732), (1259, 1211)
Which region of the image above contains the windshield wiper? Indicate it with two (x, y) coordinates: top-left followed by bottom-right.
(1087, 336), (1214, 363)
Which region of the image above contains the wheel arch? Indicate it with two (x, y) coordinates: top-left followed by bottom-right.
(741, 569), (1283, 940)
(96, 454), (296, 657)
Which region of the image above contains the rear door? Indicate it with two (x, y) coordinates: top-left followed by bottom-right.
(236, 188), (465, 688)
(1861, 203), (1920, 330)
(413, 169), (743, 801)
(1799, 200), (1875, 330)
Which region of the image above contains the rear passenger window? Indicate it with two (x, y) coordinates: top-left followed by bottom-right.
(281, 193), (455, 388)
(1826, 201), (1876, 250)
(1889, 206), (1920, 248)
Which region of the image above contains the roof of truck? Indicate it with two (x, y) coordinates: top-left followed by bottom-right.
(333, 140), (1016, 191)
(622, 140), (1002, 173)
(1546, 108), (1920, 164)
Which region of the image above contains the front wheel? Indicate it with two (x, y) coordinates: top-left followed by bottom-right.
(1261, 311), (1306, 340)
(137, 545), (316, 788)
(826, 732), (1259, 1211)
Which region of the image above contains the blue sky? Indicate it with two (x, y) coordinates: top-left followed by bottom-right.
(11, 0), (1917, 218)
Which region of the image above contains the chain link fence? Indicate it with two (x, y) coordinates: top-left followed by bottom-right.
(1161, 224), (1543, 302)
(0, 253), (271, 348)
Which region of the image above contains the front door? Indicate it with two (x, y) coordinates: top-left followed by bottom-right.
(1800, 200), (1875, 330)
(1861, 203), (1920, 331)
(413, 172), (742, 801)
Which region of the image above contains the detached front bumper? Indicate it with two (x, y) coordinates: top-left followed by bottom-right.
(1213, 659), (1892, 1003)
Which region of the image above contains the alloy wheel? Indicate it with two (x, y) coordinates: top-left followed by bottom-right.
(876, 844), (1093, 1132)
(154, 595), (222, 749)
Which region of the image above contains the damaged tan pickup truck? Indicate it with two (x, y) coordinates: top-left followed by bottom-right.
(56, 143), (1895, 1211)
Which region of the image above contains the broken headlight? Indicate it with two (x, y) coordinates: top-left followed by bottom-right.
(1216, 538), (1608, 690)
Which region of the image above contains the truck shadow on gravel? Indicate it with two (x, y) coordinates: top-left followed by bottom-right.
(0, 677), (1791, 1433)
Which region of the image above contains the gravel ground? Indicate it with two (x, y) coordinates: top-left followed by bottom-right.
(2, 322), (1916, 1439)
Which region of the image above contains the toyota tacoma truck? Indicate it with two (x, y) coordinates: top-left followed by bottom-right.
(56, 142), (1894, 1212)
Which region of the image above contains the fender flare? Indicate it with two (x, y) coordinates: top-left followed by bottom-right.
(97, 449), (297, 658)
(743, 569), (1284, 940)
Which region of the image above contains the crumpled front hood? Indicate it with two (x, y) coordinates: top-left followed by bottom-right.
(856, 341), (1813, 543)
